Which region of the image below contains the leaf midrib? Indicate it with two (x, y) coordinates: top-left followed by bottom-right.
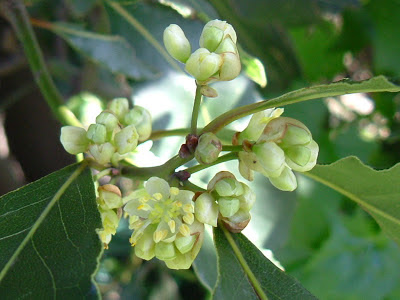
(303, 170), (400, 227)
(0, 163), (87, 282)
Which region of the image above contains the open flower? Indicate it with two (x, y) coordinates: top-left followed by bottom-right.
(124, 177), (204, 269)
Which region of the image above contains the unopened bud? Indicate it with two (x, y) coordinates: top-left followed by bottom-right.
(185, 48), (222, 81)
(124, 106), (152, 141)
(218, 197), (240, 218)
(214, 36), (237, 54)
(60, 126), (89, 155)
(163, 24), (191, 63)
(268, 166), (297, 191)
(285, 140), (319, 172)
(200, 20), (237, 51)
(213, 177), (244, 197)
(239, 184), (256, 211)
(195, 132), (222, 164)
(252, 141), (285, 177)
(96, 111), (119, 132)
(87, 123), (107, 144)
(114, 125), (139, 154)
(218, 52), (241, 81)
(221, 209), (251, 233)
(194, 192), (218, 227)
(109, 98), (129, 121)
(89, 142), (115, 165)
(97, 184), (123, 209)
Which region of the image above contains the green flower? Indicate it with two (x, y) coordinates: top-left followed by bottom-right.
(124, 177), (204, 269)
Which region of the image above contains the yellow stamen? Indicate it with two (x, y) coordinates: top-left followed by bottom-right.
(153, 229), (168, 243)
(153, 193), (163, 201)
(179, 224), (190, 236)
(175, 201), (182, 207)
(183, 212), (194, 225)
(168, 220), (176, 233)
(183, 203), (193, 213)
(170, 187), (179, 196)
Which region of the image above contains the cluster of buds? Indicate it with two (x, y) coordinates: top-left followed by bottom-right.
(163, 19), (241, 87)
(124, 177), (204, 269)
(194, 172), (255, 233)
(234, 108), (319, 191)
(96, 184), (123, 247)
(60, 98), (152, 166)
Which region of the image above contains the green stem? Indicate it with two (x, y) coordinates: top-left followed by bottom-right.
(185, 152), (238, 175)
(1, 0), (80, 126)
(148, 128), (191, 141)
(191, 84), (203, 135)
(222, 145), (243, 152)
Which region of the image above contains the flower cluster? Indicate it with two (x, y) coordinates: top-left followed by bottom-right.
(163, 20), (241, 86)
(234, 108), (319, 191)
(60, 98), (152, 166)
(124, 177), (204, 269)
(195, 172), (255, 232)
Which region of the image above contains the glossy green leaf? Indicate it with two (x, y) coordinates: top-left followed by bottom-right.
(213, 226), (317, 300)
(0, 163), (102, 298)
(239, 46), (268, 88)
(48, 22), (156, 80)
(305, 156), (400, 245)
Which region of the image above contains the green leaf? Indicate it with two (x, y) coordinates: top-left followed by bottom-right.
(212, 226), (317, 300)
(0, 163), (102, 298)
(48, 22), (156, 80)
(305, 156), (400, 245)
(65, 0), (97, 17)
(203, 75), (400, 134)
(239, 45), (268, 88)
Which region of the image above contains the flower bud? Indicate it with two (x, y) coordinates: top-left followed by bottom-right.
(114, 125), (139, 154)
(97, 184), (123, 209)
(252, 141), (285, 177)
(221, 209), (251, 233)
(259, 117), (311, 144)
(195, 132), (222, 164)
(89, 142), (115, 165)
(218, 52), (241, 81)
(124, 106), (152, 141)
(216, 178), (244, 197)
(214, 36), (238, 54)
(199, 26), (224, 52)
(109, 98), (129, 121)
(218, 197), (240, 218)
(60, 126), (89, 155)
(285, 140), (319, 172)
(194, 192), (218, 227)
(268, 166), (297, 191)
(96, 111), (119, 132)
(238, 151), (255, 181)
(163, 24), (191, 63)
(237, 108), (284, 144)
(87, 123), (107, 144)
(200, 20), (237, 51)
(200, 85), (218, 98)
(239, 183), (256, 211)
(185, 48), (222, 81)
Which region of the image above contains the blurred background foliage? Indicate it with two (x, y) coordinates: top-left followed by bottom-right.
(1, 0), (400, 299)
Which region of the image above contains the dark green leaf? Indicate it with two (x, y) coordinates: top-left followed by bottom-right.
(305, 156), (400, 245)
(0, 163), (102, 299)
(65, 0), (97, 17)
(49, 22), (156, 80)
(213, 226), (317, 300)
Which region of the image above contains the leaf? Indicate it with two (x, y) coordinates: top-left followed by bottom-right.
(239, 46), (268, 88)
(212, 226), (317, 300)
(203, 75), (400, 134)
(48, 22), (156, 80)
(65, 0), (97, 17)
(305, 156), (400, 245)
(0, 163), (102, 298)
(192, 229), (218, 293)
